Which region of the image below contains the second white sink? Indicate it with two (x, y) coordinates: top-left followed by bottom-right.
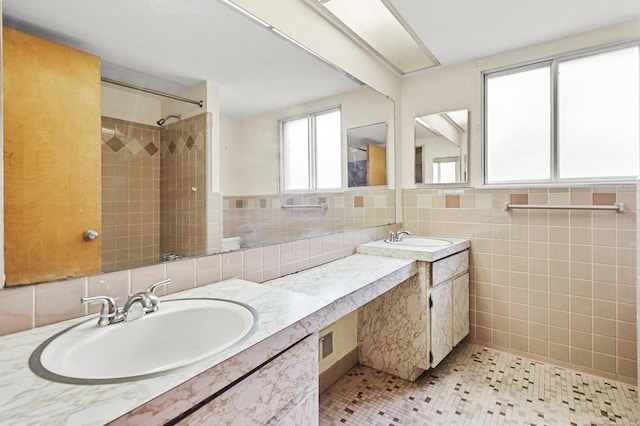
(384, 237), (453, 247)
(30, 298), (259, 384)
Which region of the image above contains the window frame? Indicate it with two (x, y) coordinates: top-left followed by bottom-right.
(279, 106), (343, 193)
(481, 41), (640, 187)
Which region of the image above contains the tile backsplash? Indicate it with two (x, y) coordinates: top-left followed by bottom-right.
(404, 185), (637, 383)
(0, 224), (400, 337)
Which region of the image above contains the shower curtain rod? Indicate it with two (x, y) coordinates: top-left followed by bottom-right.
(101, 77), (204, 108)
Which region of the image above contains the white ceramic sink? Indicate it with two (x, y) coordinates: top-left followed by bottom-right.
(384, 237), (453, 247)
(30, 298), (259, 384)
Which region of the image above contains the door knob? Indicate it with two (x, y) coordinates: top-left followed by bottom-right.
(83, 229), (99, 242)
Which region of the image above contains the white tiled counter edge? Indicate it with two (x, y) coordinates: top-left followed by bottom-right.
(0, 254), (416, 426)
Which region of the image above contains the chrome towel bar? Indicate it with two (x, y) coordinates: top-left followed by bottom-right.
(504, 202), (624, 212)
(281, 203), (328, 210)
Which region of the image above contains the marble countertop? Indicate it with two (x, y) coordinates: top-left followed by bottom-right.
(0, 254), (417, 426)
(356, 237), (470, 262)
(265, 254), (417, 328)
(0, 279), (327, 426)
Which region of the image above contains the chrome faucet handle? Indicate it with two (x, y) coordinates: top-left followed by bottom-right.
(122, 293), (152, 322)
(81, 296), (119, 327)
(145, 279), (171, 311)
(146, 278), (171, 295)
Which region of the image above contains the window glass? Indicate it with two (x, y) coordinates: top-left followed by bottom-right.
(486, 66), (551, 183)
(282, 117), (310, 191)
(484, 44), (639, 185)
(315, 109), (342, 189)
(558, 47), (639, 179)
(433, 159), (457, 183)
(281, 108), (342, 191)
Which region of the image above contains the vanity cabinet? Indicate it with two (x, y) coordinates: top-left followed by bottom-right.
(175, 334), (318, 425)
(356, 244), (470, 380)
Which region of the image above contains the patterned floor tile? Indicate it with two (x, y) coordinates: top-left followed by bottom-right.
(319, 343), (639, 425)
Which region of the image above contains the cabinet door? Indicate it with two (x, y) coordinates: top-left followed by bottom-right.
(3, 27), (101, 285)
(430, 282), (452, 367)
(452, 273), (470, 347)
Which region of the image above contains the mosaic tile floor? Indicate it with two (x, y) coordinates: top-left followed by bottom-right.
(319, 343), (639, 425)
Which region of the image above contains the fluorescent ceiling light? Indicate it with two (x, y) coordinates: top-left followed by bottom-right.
(315, 0), (439, 75)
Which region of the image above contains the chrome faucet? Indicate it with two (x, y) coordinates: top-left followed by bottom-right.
(80, 295), (119, 327)
(388, 230), (412, 242)
(81, 279), (171, 327)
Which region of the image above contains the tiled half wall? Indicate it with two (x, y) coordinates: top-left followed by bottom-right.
(223, 189), (396, 248)
(404, 186), (637, 383)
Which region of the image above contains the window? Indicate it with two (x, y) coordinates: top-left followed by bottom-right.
(484, 44), (639, 185)
(281, 108), (341, 191)
(432, 157), (458, 183)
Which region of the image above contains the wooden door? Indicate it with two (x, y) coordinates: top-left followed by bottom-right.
(3, 27), (102, 285)
(366, 143), (386, 186)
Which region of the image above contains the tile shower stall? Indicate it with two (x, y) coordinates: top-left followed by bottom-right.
(100, 114), (220, 272)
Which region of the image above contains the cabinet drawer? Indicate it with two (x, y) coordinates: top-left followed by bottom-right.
(432, 250), (468, 286)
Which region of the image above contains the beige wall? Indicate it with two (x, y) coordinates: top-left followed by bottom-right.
(102, 85), (161, 126)
(401, 18), (640, 188)
(400, 19), (640, 383)
(221, 86), (395, 196)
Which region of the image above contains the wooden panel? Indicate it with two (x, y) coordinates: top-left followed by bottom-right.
(3, 27), (101, 285)
(366, 143), (387, 186)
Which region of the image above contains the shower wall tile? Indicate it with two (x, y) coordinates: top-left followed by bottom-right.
(404, 185), (637, 383)
(160, 114), (209, 261)
(101, 116), (161, 272)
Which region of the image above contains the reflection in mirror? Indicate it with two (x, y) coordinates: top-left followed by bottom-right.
(347, 123), (387, 187)
(414, 109), (469, 184)
(1, 0), (396, 285)
(222, 85), (395, 249)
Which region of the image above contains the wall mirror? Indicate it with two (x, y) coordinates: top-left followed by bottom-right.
(1, 0), (395, 286)
(414, 109), (469, 184)
(347, 123), (387, 187)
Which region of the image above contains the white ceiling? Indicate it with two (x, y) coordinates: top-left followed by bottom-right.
(1, 0), (361, 118)
(388, 0), (640, 69)
(3, 0), (640, 117)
